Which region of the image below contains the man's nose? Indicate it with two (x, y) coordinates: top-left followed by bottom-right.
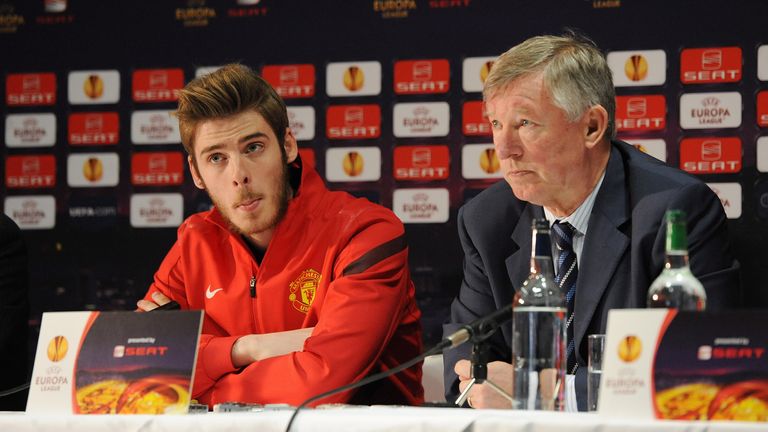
(231, 156), (250, 187)
(494, 128), (523, 160)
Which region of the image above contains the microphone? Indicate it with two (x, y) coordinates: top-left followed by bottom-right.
(439, 303), (514, 350)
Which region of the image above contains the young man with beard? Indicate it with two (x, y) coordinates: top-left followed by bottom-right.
(137, 64), (423, 407)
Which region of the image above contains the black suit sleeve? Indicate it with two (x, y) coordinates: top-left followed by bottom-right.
(442, 205), (511, 404)
(667, 182), (741, 309)
(0, 214), (30, 411)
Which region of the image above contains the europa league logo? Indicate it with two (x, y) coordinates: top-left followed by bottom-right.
(624, 55), (648, 82)
(618, 335), (642, 363)
(343, 151), (364, 177)
(480, 60), (494, 83)
(83, 157), (104, 182)
(83, 74), (104, 99)
(479, 148), (500, 174)
(47, 335), (68, 362)
(343, 66), (365, 92)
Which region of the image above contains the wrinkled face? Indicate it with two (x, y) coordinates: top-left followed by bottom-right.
(485, 72), (591, 213)
(189, 110), (297, 246)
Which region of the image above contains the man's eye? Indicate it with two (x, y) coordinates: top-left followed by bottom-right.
(209, 153), (224, 163)
(520, 119), (531, 127)
(491, 120), (501, 129)
(245, 143), (262, 153)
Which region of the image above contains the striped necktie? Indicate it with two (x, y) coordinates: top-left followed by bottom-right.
(552, 221), (578, 374)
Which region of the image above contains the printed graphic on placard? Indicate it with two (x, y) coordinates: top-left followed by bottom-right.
(624, 139), (666, 162)
(68, 70), (120, 104)
(680, 92), (742, 129)
(68, 112), (119, 146)
(615, 95), (666, 131)
(325, 147), (381, 182)
(707, 182), (742, 219)
(393, 146), (450, 181)
(680, 47), (741, 84)
(6, 73), (56, 106)
(131, 152), (184, 186)
(758, 137), (768, 173)
(6, 155), (56, 189)
(326, 61), (381, 96)
(131, 110), (181, 144)
(26, 311), (203, 414)
(326, 105), (381, 139)
(393, 59), (450, 95)
(462, 56), (495, 92)
(262, 64), (315, 98)
(653, 312), (768, 421)
(393, 188), (449, 223)
(607, 50), (667, 87)
(680, 137), (741, 174)
(67, 153), (119, 187)
(462, 144), (502, 179)
(74, 312), (200, 414)
(4, 195), (56, 229)
(393, 102), (450, 137)
(287, 106), (315, 141)
(5, 113), (56, 148)
(132, 69), (184, 103)
(757, 45), (768, 81)
(130, 194), (184, 228)
(757, 91), (768, 127)
(462, 101), (491, 136)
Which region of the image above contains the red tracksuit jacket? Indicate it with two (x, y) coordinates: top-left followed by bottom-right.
(144, 162), (424, 407)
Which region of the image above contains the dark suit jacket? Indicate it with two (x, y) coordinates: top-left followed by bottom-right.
(0, 213), (29, 410)
(443, 141), (741, 411)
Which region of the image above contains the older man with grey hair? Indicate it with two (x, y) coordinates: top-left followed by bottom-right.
(443, 33), (740, 411)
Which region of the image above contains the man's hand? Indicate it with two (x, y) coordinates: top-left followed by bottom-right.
(455, 359), (514, 409)
(136, 291), (172, 312)
(231, 327), (315, 368)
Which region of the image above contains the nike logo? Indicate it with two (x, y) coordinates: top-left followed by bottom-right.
(205, 285), (224, 299)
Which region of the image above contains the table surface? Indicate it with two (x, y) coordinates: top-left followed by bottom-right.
(1, 406), (765, 432)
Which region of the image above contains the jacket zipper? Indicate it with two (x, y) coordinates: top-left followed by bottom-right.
(249, 276), (256, 298)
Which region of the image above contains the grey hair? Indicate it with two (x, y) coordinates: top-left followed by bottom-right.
(483, 34), (616, 139)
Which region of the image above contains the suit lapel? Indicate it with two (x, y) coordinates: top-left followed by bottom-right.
(573, 145), (630, 354)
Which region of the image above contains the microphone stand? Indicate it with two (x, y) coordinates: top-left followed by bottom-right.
(454, 332), (514, 406)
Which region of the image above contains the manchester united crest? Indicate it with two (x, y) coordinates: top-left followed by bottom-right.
(289, 269), (321, 313)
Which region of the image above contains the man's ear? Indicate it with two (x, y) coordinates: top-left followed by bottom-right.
(284, 128), (298, 163)
(188, 155), (205, 190)
(584, 105), (608, 149)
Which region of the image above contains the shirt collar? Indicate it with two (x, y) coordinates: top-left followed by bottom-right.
(543, 169), (606, 236)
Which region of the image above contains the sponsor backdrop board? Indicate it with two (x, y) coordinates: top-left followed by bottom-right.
(1, 1), (767, 370)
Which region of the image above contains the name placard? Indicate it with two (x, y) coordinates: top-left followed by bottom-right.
(599, 309), (768, 422)
(27, 310), (203, 414)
